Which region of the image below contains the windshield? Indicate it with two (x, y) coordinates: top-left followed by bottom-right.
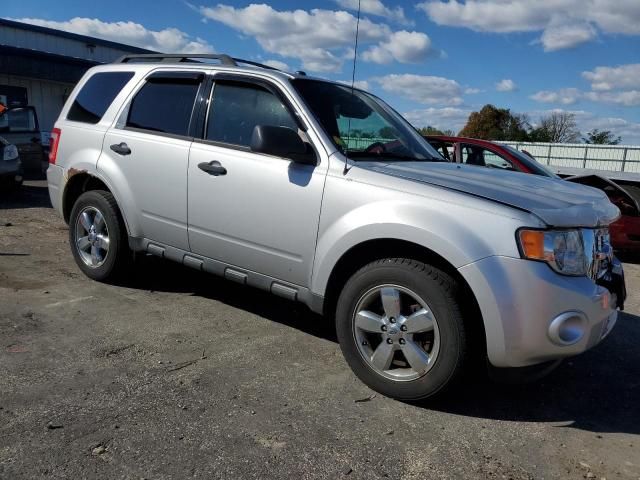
(0, 106), (38, 133)
(291, 79), (444, 162)
(501, 144), (560, 179)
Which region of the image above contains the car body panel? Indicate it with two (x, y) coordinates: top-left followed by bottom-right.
(356, 159), (619, 227)
(47, 62), (624, 370)
(426, 135), (639, 252)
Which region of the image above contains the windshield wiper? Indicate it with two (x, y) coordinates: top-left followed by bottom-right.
(345, 150), (447, 162)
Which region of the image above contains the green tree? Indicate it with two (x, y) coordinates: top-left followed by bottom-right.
(378, 126), (397, 138)
(583, 129), (621, 145)
(417, 126), (445, 136)
(458, 104), (529, 141)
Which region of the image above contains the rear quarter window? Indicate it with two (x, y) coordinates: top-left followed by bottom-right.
(67, 72), (134, 124)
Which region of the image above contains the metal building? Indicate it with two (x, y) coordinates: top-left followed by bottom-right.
(0, 18), (153, 170)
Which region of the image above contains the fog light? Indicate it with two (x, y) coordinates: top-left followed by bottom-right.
(548, 311), (587, 346)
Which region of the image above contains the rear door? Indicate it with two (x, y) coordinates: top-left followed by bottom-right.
(101, 70), (205, 250)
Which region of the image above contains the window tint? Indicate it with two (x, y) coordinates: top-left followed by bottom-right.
(68, 72), (133, 124)
(127, 78), (200, 136)
(206, 82), (297, 147)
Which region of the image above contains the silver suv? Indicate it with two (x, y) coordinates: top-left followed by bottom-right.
(47, 54), (625, 400)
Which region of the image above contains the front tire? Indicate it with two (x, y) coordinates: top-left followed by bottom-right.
(68, 190), (129, 281)
(336, 258), (468, 401)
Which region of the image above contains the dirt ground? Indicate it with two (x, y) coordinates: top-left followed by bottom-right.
(1, 180), (639, 480)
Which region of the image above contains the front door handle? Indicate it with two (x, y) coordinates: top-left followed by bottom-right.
(110, 142), (131, 156)
(198, 161), (227, 176)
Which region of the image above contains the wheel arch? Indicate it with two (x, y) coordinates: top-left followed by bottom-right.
(62, 171), (130, 237)
(320, 238), (486, 353)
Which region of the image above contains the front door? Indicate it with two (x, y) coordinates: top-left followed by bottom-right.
(187, 77), (326, 286)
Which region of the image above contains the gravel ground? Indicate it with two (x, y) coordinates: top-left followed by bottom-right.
(1, 180), (639, 480)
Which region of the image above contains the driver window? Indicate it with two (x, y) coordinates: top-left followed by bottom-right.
(206, 81), (298, 147)
(461, 144), (515, 170)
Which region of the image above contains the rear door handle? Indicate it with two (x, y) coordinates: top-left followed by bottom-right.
(110, 142), (131, 156)
(198, 161), (227, 176)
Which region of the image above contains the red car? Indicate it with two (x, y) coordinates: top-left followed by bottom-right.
(425, 135), (640, 253)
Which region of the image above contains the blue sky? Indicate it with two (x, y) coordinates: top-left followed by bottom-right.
(5, 0), (640, 142)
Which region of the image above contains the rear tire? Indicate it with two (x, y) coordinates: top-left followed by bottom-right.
(68, 190), (129, 281)
(336, 258), (468, 401)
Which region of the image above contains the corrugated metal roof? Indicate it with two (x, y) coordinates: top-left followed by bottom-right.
(0, 18), (155, 54)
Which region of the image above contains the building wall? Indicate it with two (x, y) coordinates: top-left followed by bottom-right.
(0, 74), (74, 135)
(0, 19), (155, 136)
(0, 22), (143, 63)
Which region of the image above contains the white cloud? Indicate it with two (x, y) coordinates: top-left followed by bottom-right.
(584, 90), (640, 107)
(464, 87), (482, 94)
(15, 17), (214, 53)
(531, 88), (582, 105)
(334, 0), (410, 24)
(362, 30), (432, 64)
(198, 4), (435, 72)
(403, 107), (471, 132)
(539, 20), (596, 51)
(374, 74), (463, 106)
(263, 59), (291, 71)
(417, 0), (640, 51)
(495, 79), (517, 92)
(531, 86), (640, 107)
(582, 63), (640, 91)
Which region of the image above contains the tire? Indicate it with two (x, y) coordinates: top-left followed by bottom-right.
(68, 190), (129, 281)
(336, 258), (468, 401)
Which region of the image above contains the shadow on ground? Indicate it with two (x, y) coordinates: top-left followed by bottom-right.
(118, 254), (639, 436)
(0, 180), (51, 210)
(422, 310), (639, 435)
(119, 255), (336, 343)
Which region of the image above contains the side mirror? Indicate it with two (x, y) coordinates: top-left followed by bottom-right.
(250, 125), (316, 165)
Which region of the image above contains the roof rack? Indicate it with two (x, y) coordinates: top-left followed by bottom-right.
(114, 54), (284, 72)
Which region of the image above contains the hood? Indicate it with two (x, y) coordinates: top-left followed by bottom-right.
(357, 161), (620, 227)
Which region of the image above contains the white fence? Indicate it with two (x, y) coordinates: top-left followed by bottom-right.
(498, 141), (640, 174)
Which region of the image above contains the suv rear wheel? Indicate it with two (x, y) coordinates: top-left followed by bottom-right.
(69, 190), (129, 281)
(336, 258), (467, 400)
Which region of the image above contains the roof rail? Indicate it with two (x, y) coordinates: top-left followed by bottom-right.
(115, 54), (237, 65)
(114, 54), (286, 72)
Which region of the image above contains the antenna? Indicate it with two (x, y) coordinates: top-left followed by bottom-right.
(343, 0), (362, 175)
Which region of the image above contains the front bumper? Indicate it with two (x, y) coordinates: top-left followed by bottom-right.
(458, 255), (624, 368)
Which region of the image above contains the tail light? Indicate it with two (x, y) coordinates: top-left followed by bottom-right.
(49, 128), (61, 164)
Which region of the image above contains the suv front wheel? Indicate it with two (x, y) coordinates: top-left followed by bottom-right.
(336, 258), (468, 401)
(69, 190), (129, 281)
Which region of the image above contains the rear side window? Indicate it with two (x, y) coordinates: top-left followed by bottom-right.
(126, 77), (201, 137)
(67, 72), (133, 124)
(206, 81), (297, 147)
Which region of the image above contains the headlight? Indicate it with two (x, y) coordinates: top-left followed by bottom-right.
(3, 144), (19, 161)
(518, 229), (588, 276)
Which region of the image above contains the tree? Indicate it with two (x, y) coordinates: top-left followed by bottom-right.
(529, 112), (580, 143)
(583, 129), (621, 145)
(378, 126), (397, 138)
(418, 126), (445, 135)
(458, 105), (529, 141)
